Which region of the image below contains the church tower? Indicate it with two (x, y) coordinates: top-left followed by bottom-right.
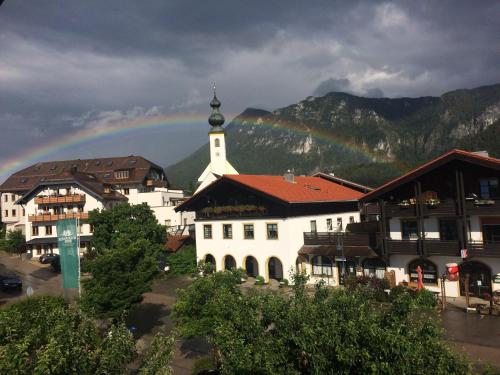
(196, 85), (238, 192)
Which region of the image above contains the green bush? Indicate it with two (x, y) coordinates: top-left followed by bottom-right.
(168, 245), (197, 276)
(255, 275), (265, 285)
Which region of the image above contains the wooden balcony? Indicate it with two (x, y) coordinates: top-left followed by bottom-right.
(465, 200), (500, 215)
(421, 200), (457, 216)
(34, 194), (86, 205)
(384, 203), (416, 218)
(303, 232), (375, 247)
(423, 239), (460, 256)
(468, 241), (500, 258)
(386, 239), (419, 255)
(28, 212), (89, 222)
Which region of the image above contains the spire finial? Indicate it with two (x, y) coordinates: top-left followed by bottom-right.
(209, 83), (224, 128)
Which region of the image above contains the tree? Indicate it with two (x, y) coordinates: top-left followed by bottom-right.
(3, 230), (26, 257)
(86, 202), (165, 258)
(139, 332), (175, 375)
(167, 245), (197, 276)
(174, 272), (471, 374)
(81, 239), (161, 320)
(81, 203), (165, 319)
(0, 296), (135, 375)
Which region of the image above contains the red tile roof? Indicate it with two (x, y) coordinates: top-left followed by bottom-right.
(362, 149), (500, 201)
(223, 174), (364, 203)
(165, 235), (191, 252)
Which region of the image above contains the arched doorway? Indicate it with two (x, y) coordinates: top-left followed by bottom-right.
(459, 261), (491, 297)
(204, 254), (216, 272)
(245, 256), (259, 277)
(268, 257), (283, 281)
(363, 258), (386, 279)
(224, 255), (236, 270)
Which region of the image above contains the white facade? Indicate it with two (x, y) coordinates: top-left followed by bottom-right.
(196, 211), (360, 283)
(1, 192), (26, 233)
(16, 183), (194, 257)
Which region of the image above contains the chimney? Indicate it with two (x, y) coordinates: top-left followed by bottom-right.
(284, 169), (295, 183)
(472, 150), (489, 158)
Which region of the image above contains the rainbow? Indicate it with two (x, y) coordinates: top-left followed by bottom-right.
(0, 112), (406, 180)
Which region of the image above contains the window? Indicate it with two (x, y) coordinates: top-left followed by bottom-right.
(22, 208), (25, 216)
(214, 138), (220, 147)
(244, 224), (254, 239)
(439, 219), (458, 240)
(223, 224), (233, 239)
(165, 219), (171, 227)
(267, 223), (278, 239)
(408, 259), (438, 284)
(11, 194), (15, 201)
(32, 226), (39, 236)
(4, 210), (8, 217)
(310, 220), (317, 233)
(203, 224), (212, 239)
(114, 170), (130, 179)
(363, 258), (386, 279)
(401, 220), (418, 240)
(3, 195), (7, 202)
(349, 216), (355, 224)
(483, 223), (500, 243)
(77, 205), (84, 212)
(326, 218), (333, 231)
(11, 209), (16, 217)
(45, 225), (52, 235)
(89, 224), (94, 233)
(337, 217), (343, 230)
(479, 178), (499, 199)
(312, 256), (333, 276)
(123, 188), (130, 195)
(184, 218), (187, 225)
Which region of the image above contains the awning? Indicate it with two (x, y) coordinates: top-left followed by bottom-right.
(27, 235), (93, 245)
(298, 245), (379, 258)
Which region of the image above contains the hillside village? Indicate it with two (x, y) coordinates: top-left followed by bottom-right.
(1, 1), (499, 373)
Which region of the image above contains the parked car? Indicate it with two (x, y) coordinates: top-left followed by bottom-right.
(0, 273), (22, 291)
(39, 253), (59, 264)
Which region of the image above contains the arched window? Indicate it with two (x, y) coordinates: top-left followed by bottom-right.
(214, 138), (220, 148)
(363, 258), (386, 279)
(408, 258), (438, 284)
(312, 256), (333, 276)
(224, 255), (236, 270)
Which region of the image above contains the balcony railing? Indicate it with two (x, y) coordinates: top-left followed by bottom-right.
(384, 204), (416, 218)
(34, 194), (86, 204)
(423, 239), (460, 256)
(28, 212), (89, 222)
(468, 241), (500, 258)
(386, 239), (419, 255)
(303, 232), (376, 248)
(465, 199), (500, 215)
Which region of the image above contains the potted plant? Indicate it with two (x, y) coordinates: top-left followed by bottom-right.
(398, 200), (410, 208)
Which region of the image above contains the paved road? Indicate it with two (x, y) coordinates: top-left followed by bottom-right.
(0, 252), (62, 306)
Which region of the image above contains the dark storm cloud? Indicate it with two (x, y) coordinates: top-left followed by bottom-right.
(0, 0), (499, 177)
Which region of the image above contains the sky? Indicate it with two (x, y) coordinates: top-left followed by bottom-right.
(0, 0), (499, 180)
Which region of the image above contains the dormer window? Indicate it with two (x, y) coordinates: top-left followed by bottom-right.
(479, 178), (499, 199)
(114, 170), (130, 179)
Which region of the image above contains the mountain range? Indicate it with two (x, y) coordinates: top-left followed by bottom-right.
(165, 84), (500, 189)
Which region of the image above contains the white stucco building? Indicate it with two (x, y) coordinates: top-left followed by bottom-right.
(177, 173), (366, 283)
(0, 156), (194, 256)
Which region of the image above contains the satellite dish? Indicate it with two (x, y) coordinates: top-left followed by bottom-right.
(26, 286), (34, 297)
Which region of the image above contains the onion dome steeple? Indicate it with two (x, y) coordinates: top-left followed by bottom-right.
(208, 83), (225, 133)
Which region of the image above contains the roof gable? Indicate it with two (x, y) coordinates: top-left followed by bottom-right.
(362, 149), (500, 201)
